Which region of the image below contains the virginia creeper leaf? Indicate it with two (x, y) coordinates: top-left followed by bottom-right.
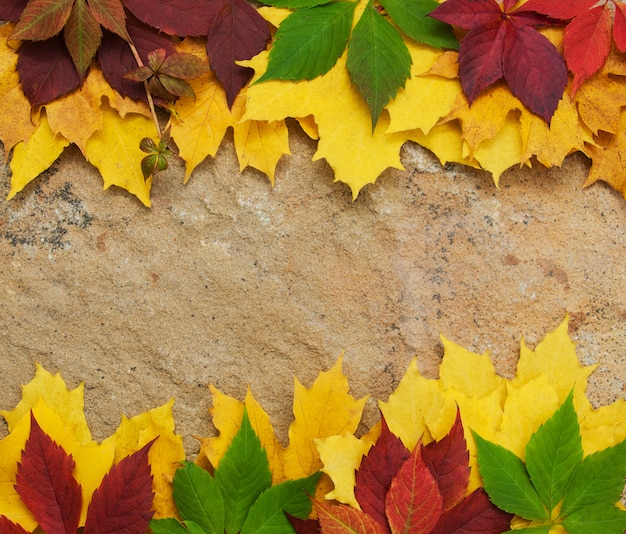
(15, 412), (82, 534)
(16, 34), (81, 104)
(214, 408), (273, 534)
(517, 0), (596, 19)
(0, 0), (28, 21)
(378, 0), (458, 49)
(354, 415), (409, 532)
(430, 0), (502, 30)
(151, 518), (207, 534)
(613, 3), (626, 52)
(422, 409), (469, 511)
(314, 499), (387, 534)
(563, 4), (612, 95)
(97, 15), (176, 101)
(287, 514), (322, 534)
(206, 0), (270, 107)
(473, 431), (547, 521)
(64, 0), (102, 78)
(258, 2), (356, 83)
(88, 0), (130, 41)
(172, 461), (225, 534)
(240, 472), (321, 533)
(560, 437), (626, 515)
(430, 488), (513, 534)
(385, 442), (443, 534)
(524, 391), (582, 511)
(502, 18), (567, 123)
(259, 0), (332, 8)
(0, 517), (30, 534)
(121, 0), (215, 37)
(83, 438), (156, 534)
(561, 503), (626, 534)
(346, 0), (411, 127)
(10, 0), (73, 41)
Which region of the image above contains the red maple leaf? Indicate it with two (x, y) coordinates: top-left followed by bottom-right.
(83, 438), (156, 534)
(430, 0), (568, 123)
(521, 0), (626, 94)
(14, 412), (83, 534)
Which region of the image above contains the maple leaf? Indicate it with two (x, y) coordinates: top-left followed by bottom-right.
(431, 0), (568, 122)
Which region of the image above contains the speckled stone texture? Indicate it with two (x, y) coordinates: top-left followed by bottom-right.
(0, 124), (624, 455)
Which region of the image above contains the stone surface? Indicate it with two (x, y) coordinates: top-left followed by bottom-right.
(0, 124), (624, 455)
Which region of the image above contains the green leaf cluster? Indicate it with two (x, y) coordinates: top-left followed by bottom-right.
(150, 409), (321, 534)
(256, 0), (458, 127)
(475, 392), (626, 533)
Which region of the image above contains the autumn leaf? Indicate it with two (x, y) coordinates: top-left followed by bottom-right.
(313, 499), (387, 534)
(431, 0), (568, 122)
(15, 412), (82, 534)
(83, 439), (156, 534)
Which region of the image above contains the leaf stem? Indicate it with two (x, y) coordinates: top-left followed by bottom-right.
(127, 41), (162, 137)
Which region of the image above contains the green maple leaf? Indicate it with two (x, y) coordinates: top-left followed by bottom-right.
(476, 391), (626, 533)
(10, 0), (130, 78)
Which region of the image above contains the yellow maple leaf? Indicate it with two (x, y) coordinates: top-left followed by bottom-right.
(7, 111), (71, 200)
(319, 318), (625, 506)
(241, 50), (407, 198)
(101, 399), (185, 518)
(315, 434), (372, 507)
(584, 109), (626, 199)
(170, 39), (289, 184)
(83, 101), (155, 207)
(0, 24), (36, 156)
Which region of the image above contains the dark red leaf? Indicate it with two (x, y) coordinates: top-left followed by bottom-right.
(430, 488), (513, 534)
(0, 0), (28, 21)
(83, 438), (156, 534)
(385, 442), (443, 534)
(563, 4), (612, 95)
(503, 18), (567, 122)
(287, 513), (322, 534)
(97, 14), (175, 101)
(354, 415), (409, 532)
(122, 0), (215, 36)
(457, 20), (506, 103)
(0, 516), (30, 534)
(206, 0), (270, 107)
(515, 0), (596, 19)
(314, 500), (387, 534)
(422, 409), (470, 511)
(613, 2), (626, 53)
(16, 34), (82, 104)
(430, 0), (501, 30)
(15, 412), (82, 534)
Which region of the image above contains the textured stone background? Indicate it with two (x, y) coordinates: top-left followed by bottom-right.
(0, 124), (624, 455)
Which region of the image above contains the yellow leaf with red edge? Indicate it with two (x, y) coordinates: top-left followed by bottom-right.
(584, 109), (626, 199)
(199, 386), (284, 483)
(101, 399), (185, 519)
(83, 102), (155, 207)
(7, 112), (70, 200)
(241, 50), (407, 198)
(283, 355), (368, 480)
